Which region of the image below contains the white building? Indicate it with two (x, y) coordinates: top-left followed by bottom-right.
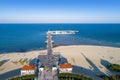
(59, 63), (72, 73)
(39, 67), (44, 75)
(52, 67), (58, 75)
(21, 65), (35, 75)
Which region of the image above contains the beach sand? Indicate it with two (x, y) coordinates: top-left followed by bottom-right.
(0, 45), (120, 76)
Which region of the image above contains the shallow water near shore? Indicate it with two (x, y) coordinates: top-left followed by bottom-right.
(0, 23), (120, 53)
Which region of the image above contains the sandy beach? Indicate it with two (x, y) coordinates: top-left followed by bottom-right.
(0, 45), (120, 76)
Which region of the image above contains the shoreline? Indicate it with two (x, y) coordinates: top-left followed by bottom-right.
(0, 45), (120, 77)
(0, 44), (119, 54)
(0, 44), (120, 54)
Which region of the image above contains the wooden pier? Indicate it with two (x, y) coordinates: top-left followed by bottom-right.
(48, 30), (79, 35)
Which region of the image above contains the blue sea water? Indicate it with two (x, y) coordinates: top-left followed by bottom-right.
(0, 24), (120, 53)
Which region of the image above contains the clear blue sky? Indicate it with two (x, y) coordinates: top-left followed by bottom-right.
(0, 0), (120, 23)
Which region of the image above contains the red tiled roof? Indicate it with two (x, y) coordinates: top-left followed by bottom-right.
(22, 65), (35, 70)
(60, 63), (72, 68)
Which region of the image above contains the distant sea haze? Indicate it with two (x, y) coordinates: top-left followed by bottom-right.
(0, 24), (120, 53)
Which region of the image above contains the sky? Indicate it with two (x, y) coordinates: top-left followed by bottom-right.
(0, 0), (120, 23)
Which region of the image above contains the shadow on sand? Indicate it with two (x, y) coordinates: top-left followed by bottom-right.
(29, 58), (38, 65)
(81, 53), (104, 75)
(0, 59), (9, 65)
(0, 68), (21, 80)
(72, 65), (103, 80)
(100, 59), (112, 67)
(100, 59), (120, 75)
(60, 56), (103, 80)
(0, 58), (38, 80)
(59, 56), (68, 64)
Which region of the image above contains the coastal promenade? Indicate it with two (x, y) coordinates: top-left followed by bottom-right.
(38, 69), (58, 80)
(0, 46), (120, 80)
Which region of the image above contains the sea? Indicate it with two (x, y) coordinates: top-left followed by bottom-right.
(0, 24), (120, 53)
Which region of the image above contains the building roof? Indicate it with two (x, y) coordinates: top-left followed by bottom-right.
(60, 63), (72, 68)
(22, 65), (35, 70)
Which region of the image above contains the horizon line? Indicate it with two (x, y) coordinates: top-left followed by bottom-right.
(0, 22), (120, 24)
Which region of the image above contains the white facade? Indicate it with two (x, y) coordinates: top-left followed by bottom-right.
(21, 70), (35, 75)
(52, 67), (57, 70)
(59, 68), (72, 73)
(39, 68), (44, 73)
(52, 67), (57, 75)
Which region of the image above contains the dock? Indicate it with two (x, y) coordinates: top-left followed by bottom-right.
(47, 30), (79, 35)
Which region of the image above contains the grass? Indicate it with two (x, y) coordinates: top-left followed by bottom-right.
(98, 74), (120, 80)
(57, 73), (92, 80)
(107, 64), (120, 72)
(9, 74), (36, 80)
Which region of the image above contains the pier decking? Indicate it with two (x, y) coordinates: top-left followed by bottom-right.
(47, 30), (79, 34)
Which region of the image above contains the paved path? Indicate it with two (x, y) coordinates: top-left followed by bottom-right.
(38, 69), (58, 80)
